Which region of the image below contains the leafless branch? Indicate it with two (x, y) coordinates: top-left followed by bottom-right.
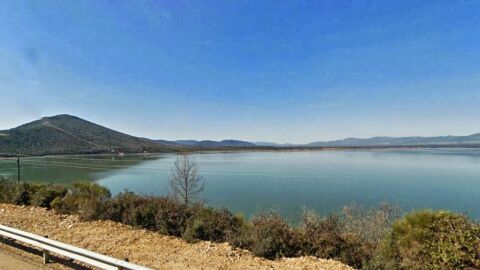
(169, 154), (205, 206)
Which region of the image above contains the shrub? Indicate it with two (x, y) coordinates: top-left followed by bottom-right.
(50, 196), (63, 211)
(101, 192), (189, 236)
(340, 203), (402, 269)
(371, 210), (480, 270)
(0, 180), (34, 205)
(131, 201), (158, 230)
(426, 214), (480, 269)
(342, 202), (401, 245)
(153, 197), (189, 236)
(300, 210), (369, 268)
(300, 211), (345, 258)
(182, 207), (245, 243)
(0, 177), (11, 202)
(248, 212), (301, 259)
(30, 184), (67, 209)
(0, 178), (20, 203)
(227, 215), (255, 250)
(54, 182), (111, 220)
(99, 191), (140, 223)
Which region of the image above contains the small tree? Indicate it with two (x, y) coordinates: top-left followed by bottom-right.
(169, 154), (205, 207)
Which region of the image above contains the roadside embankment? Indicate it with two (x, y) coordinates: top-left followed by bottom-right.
(0, 204), (353, 270)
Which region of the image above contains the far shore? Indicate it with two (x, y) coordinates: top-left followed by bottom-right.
(2, 144), (479, 158)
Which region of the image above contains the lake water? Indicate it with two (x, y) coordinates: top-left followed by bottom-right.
(1, 149), (480, 220)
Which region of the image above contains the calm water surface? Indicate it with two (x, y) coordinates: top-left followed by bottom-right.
(2, 149), (480, 220)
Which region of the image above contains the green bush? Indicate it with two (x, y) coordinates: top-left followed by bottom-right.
(101, 192), (189, 236)
(0, 179), (30, 204)
(370, 210), (480, 270)
(103, 193), (246, 242)
(98, 191), (139, 223)
(50, 196), (63, 211)
(248, 212), (301, 259)
(0, 179), (66, 207)
(227, 216), (255, 250)
(182, 207), (245, 243)
(426, 214), (480, 269)
(30, 184), (67, 209)
(54, 182), (111, 220)
(0, 178), (13, 202)
(153, 197), (190, 236)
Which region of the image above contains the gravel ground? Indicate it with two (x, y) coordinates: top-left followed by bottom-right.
(0, 204), (354, 270)
(0, 249), (50, 270)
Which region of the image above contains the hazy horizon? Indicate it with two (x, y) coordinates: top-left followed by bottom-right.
(1, 1), (480, 143)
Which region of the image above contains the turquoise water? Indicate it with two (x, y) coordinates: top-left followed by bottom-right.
(2, 149), (480, 220)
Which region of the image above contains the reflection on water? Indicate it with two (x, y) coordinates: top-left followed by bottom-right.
(1, 149), (480, 220)
(0, 154), (158, 183)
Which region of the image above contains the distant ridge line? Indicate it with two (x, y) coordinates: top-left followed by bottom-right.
(1, 114), (480, 156)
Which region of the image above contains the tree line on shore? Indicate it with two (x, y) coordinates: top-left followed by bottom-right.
(0, 155), (479, 269)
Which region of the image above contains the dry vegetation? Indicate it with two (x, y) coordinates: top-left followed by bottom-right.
(0, 203), (352, 270)
(1, 178), (479, 269)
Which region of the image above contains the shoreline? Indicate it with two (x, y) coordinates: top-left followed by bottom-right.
(2, 144), (480, 158)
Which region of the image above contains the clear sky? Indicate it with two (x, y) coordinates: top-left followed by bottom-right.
(1, 1), (480, 143)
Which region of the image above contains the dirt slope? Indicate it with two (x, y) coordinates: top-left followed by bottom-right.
(0, 250), (49, 270)
(0, 204), (353, 270)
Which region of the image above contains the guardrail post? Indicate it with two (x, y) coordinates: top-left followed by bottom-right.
(43, 235), (50, 264)
(118, 258), (129, 270)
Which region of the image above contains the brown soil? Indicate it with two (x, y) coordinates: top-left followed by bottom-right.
(0, 250), (50, 270)
(0, 204), (354, 270)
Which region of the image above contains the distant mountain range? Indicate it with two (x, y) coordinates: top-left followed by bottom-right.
(306, 134), (480, 147)
(1, 114), (480, 156)
(156, 139), (256, 147)
(253, 142), (297, 147)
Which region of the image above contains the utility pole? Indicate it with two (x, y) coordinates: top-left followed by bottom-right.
(17, 155), (20, 184)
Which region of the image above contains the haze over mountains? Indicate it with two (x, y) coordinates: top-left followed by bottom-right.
(1, 114), (480, 156)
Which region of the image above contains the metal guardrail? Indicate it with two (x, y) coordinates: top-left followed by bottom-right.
(0, 224), (151, 270)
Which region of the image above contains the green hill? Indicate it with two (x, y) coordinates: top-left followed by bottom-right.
(0, 114), (177, 156)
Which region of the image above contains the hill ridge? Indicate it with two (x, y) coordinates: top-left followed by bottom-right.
(0, 114), (175, 156)
(2, 114), (480, 155)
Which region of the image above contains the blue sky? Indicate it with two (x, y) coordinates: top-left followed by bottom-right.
(1, 0), (480, 143)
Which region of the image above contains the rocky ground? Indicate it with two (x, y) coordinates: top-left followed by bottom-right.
(0, 204), (353, 270)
